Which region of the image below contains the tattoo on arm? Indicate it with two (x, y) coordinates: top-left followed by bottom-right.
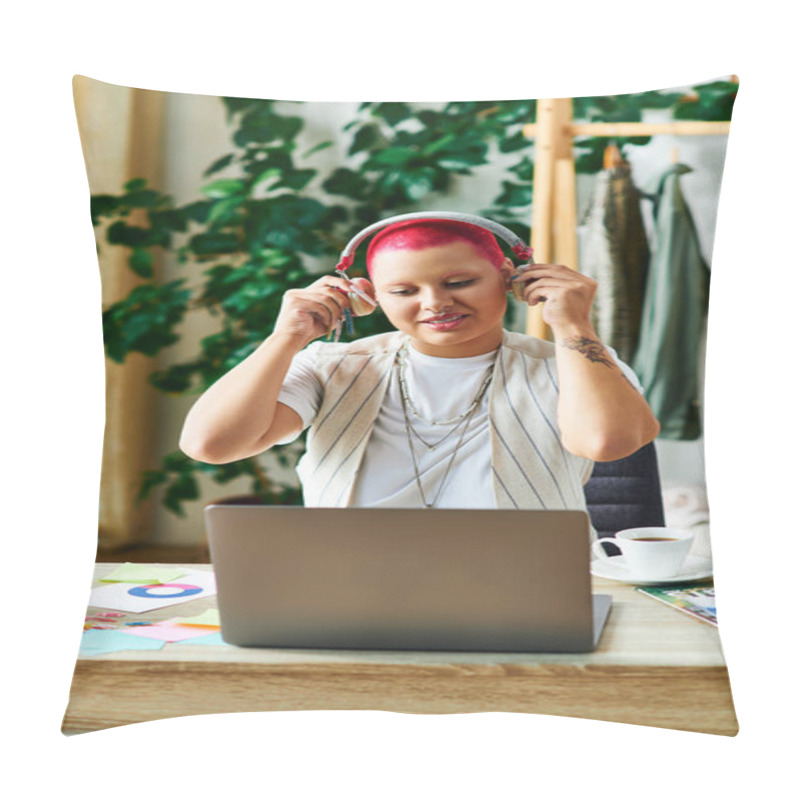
(558, 336), (615, 368)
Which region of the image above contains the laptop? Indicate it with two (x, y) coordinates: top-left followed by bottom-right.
(205, 506), (612, 653)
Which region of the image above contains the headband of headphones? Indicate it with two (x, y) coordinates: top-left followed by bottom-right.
(333, 211), (534, 274)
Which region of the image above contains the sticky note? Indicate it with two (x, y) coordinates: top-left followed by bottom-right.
(79, 629), (166, 657)
(177, 609), (220, 627)
(120, 618), (220, 643)
(100, 563), (187, 584)
(179, 632), (228, 647)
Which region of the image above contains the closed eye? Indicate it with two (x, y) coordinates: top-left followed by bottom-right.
(387, 279), (477, 295)
(445, 279), (477, 288)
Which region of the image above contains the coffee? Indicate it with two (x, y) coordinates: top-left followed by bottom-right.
(593, 527), (694, 581)
(633, 537), (678, 542)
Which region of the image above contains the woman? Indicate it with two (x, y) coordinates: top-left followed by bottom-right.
(180, 214), (659, 509)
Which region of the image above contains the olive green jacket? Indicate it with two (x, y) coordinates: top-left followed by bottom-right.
(633, 164), (710, 440)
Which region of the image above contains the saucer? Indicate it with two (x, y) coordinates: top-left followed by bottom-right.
(590, 554), (713, 586)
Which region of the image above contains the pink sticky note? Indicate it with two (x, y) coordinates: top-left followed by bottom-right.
(120, 618), (217, 643)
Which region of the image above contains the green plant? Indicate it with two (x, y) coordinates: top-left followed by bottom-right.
(93, 81), (737, 516)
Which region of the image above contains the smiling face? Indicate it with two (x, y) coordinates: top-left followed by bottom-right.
(370, 240), (514, 357)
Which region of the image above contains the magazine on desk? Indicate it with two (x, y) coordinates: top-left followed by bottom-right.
(636, 585), (717, 626)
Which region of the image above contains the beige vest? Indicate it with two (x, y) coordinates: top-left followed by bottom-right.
(296, 330), (594, 509)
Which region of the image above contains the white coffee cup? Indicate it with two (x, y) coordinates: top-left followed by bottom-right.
(592, 527), (694, 581)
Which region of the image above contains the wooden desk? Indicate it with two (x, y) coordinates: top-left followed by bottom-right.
(63, 564), (738, 736)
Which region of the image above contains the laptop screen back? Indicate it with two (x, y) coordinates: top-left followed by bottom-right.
(206, 507), (596, 652)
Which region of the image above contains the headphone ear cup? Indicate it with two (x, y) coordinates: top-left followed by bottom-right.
(348, 277), (378, 316)
(508, 270), (529, 302)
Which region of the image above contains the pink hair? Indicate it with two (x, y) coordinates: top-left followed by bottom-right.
(365, 219), (506, 276)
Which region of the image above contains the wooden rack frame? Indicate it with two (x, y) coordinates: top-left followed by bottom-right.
(523, 98), (731, 338)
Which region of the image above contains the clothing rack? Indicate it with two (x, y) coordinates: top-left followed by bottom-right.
(522, 97), (732, 338)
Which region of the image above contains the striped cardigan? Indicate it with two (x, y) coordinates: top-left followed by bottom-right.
(295, 330), (594, 510)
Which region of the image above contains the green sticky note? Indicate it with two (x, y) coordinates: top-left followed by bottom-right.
(100, 563), (187, 585)
(178, 609), (221, 627)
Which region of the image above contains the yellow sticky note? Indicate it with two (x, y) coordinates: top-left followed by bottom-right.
(178, 609), (221, 627)
(100, 563), (187, 585)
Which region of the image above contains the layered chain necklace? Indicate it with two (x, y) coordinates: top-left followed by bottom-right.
(396, 342), (495, 508)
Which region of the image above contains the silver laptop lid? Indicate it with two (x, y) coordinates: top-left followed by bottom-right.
(205, 507), (603, 653)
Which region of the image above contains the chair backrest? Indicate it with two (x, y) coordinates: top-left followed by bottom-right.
(583, 442), (665, 547)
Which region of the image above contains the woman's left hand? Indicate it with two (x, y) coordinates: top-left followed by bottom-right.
(512, 264), (598, 335)
(512, 264), (660, 461)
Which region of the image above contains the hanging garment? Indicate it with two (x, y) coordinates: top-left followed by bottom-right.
(580, 161), (650, 364)
(632, 164), (710, 440)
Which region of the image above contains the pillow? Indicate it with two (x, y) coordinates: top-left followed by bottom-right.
(64, 74), (738, 736)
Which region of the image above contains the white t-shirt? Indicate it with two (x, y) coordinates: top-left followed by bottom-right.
(278, 341), (641, 508)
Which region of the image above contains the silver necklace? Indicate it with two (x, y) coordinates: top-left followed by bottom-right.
(396, 346), (495, 508)
(397, 342), (494, 429)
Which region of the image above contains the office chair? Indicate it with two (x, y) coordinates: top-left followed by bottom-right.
(584, 441), (665, 555)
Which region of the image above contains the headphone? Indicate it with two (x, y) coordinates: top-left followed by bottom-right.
(334, 211), (534, 274)
(327, 211), (535, 340)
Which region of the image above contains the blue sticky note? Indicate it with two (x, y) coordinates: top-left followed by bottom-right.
(80, 628), (166, 656)
(180, 631), (228, 647)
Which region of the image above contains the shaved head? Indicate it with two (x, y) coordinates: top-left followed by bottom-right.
(365, 219), (506, 276)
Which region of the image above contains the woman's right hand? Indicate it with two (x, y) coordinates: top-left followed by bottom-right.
(272, 275), (353, 347)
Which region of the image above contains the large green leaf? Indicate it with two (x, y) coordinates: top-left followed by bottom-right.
(124, 188), (163, 208)
(206, 197), (244, 225)
(124, 178), (147, 191)
(495, 181), (531, 208)
(202, 179), (245, 199)
(322, 167), (370, 198)
(189, 231), (240, 256)
(106, 221), (153, 248)
(303, 140), (334, 158)
(276, 169), (316, 191)
(234, 107), (304, 146)
(371, 147), (415, 167)
(498, 130), (532, 153)
(128, 247), (153, 278)
(203, 153), (236, 177)
(422, 133), (458, 156)
(90, 194), (120, 225)
(348, 124), (380, 155)
(373, 102), (412, 127)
